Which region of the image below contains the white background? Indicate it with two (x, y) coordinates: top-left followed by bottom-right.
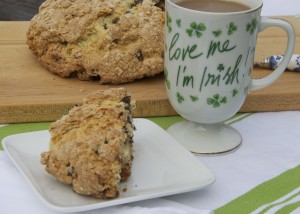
(261, 0), (299, 16)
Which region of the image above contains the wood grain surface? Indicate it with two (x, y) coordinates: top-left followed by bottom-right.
(0, 17), (300, 123)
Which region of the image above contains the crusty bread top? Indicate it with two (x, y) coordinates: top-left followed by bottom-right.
(27, 0), (165, 84)
(49, 88), (135, 147)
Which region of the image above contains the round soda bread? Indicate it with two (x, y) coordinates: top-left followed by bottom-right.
(27, 0), (165, 84)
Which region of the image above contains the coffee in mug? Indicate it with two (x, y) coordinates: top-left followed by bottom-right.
(176, 0), (250, 13)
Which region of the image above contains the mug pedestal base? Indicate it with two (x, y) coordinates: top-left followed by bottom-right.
(167, 121), (242, 155)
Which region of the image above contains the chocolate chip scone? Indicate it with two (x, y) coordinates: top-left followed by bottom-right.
(40, 88), (135, 199)
(27, 0), (165, 84)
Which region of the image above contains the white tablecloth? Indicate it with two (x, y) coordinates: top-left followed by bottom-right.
(2, 111), (300, 213)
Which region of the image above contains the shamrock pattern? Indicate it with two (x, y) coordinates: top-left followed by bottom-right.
(207, 94), (227, 108)
(227, 22), (237, 35)
(190, 95), (199, 102)
(164, 68), (171, 90)
(167, 12), (172, 33)
(176, 92), (185, 104)
(246, 18), (257, 34)
(186, 22), (206, 38)
(166, 10), (260, 108)
(212, 29), (222, 37)
(217, 64), (225, 72)
(176, 19), (181, 28)
(232, 89), (238, 97)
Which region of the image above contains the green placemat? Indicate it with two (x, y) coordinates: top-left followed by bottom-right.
(0, 113), (252, 150)
(0, 117), (183, 150)
(0, 122), (50, 150)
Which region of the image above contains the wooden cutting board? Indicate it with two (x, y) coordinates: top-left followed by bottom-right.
(1, 17), (300, 123)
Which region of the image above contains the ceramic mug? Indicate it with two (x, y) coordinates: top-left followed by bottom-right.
(164, 0), (295, 124)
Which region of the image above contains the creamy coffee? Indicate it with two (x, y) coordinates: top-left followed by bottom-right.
(176, 0), (251, 12)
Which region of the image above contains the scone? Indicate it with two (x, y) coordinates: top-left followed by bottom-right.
(40, 88), (135, 199)
(27, 0), (165, 84)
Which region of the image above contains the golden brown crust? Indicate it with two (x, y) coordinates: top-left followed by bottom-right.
(27, 0), (165, 84)
(40, 88), (135, 199)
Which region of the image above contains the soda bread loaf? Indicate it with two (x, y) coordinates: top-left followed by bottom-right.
(40, 88), (135, 199)
(27, 0), (165, 84)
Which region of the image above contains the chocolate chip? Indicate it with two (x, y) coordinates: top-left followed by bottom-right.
(118, 112), (124, 118)
(112, 17), (120, 24)
(121, 96), (131, 112)
(121, 96), (131, 105)
(123, 126), (129, 134)
(68, 68), (85, 78)
(134, 0), (144, 4)
(135, 49), (144, 61)
(90, 75), (100, 81)
(129, 0), (143, 8)
(112, 39), (119, 44)
(52, 53), (62, 62)
(154, 0), (165, 11)
(60, 41), (68, 46)
(103, 23), (108, 30)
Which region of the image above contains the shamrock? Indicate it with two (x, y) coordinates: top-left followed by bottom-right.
(186, 22), (206, 38)
(227, 22), (237, 35)
(232, 89), (238, 97)
(246, 18), (257, 35)
(207, 94), (227, 108)
(176, 19), (181, 28)
(190, 95), (199, 102)
(217, 63), (225, 72)
(164, 68), (171, 90)
(212, 29), (222, 37)
(176, 92), (185, 104)
(167, 12), (172, 33)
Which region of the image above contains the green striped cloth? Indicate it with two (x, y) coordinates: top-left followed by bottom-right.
(215, 165), (300, 214)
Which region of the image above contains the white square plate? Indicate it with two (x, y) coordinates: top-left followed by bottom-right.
(3, 118), (215, 213)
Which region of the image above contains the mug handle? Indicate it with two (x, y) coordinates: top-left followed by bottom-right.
(249, 17), (295, 91)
